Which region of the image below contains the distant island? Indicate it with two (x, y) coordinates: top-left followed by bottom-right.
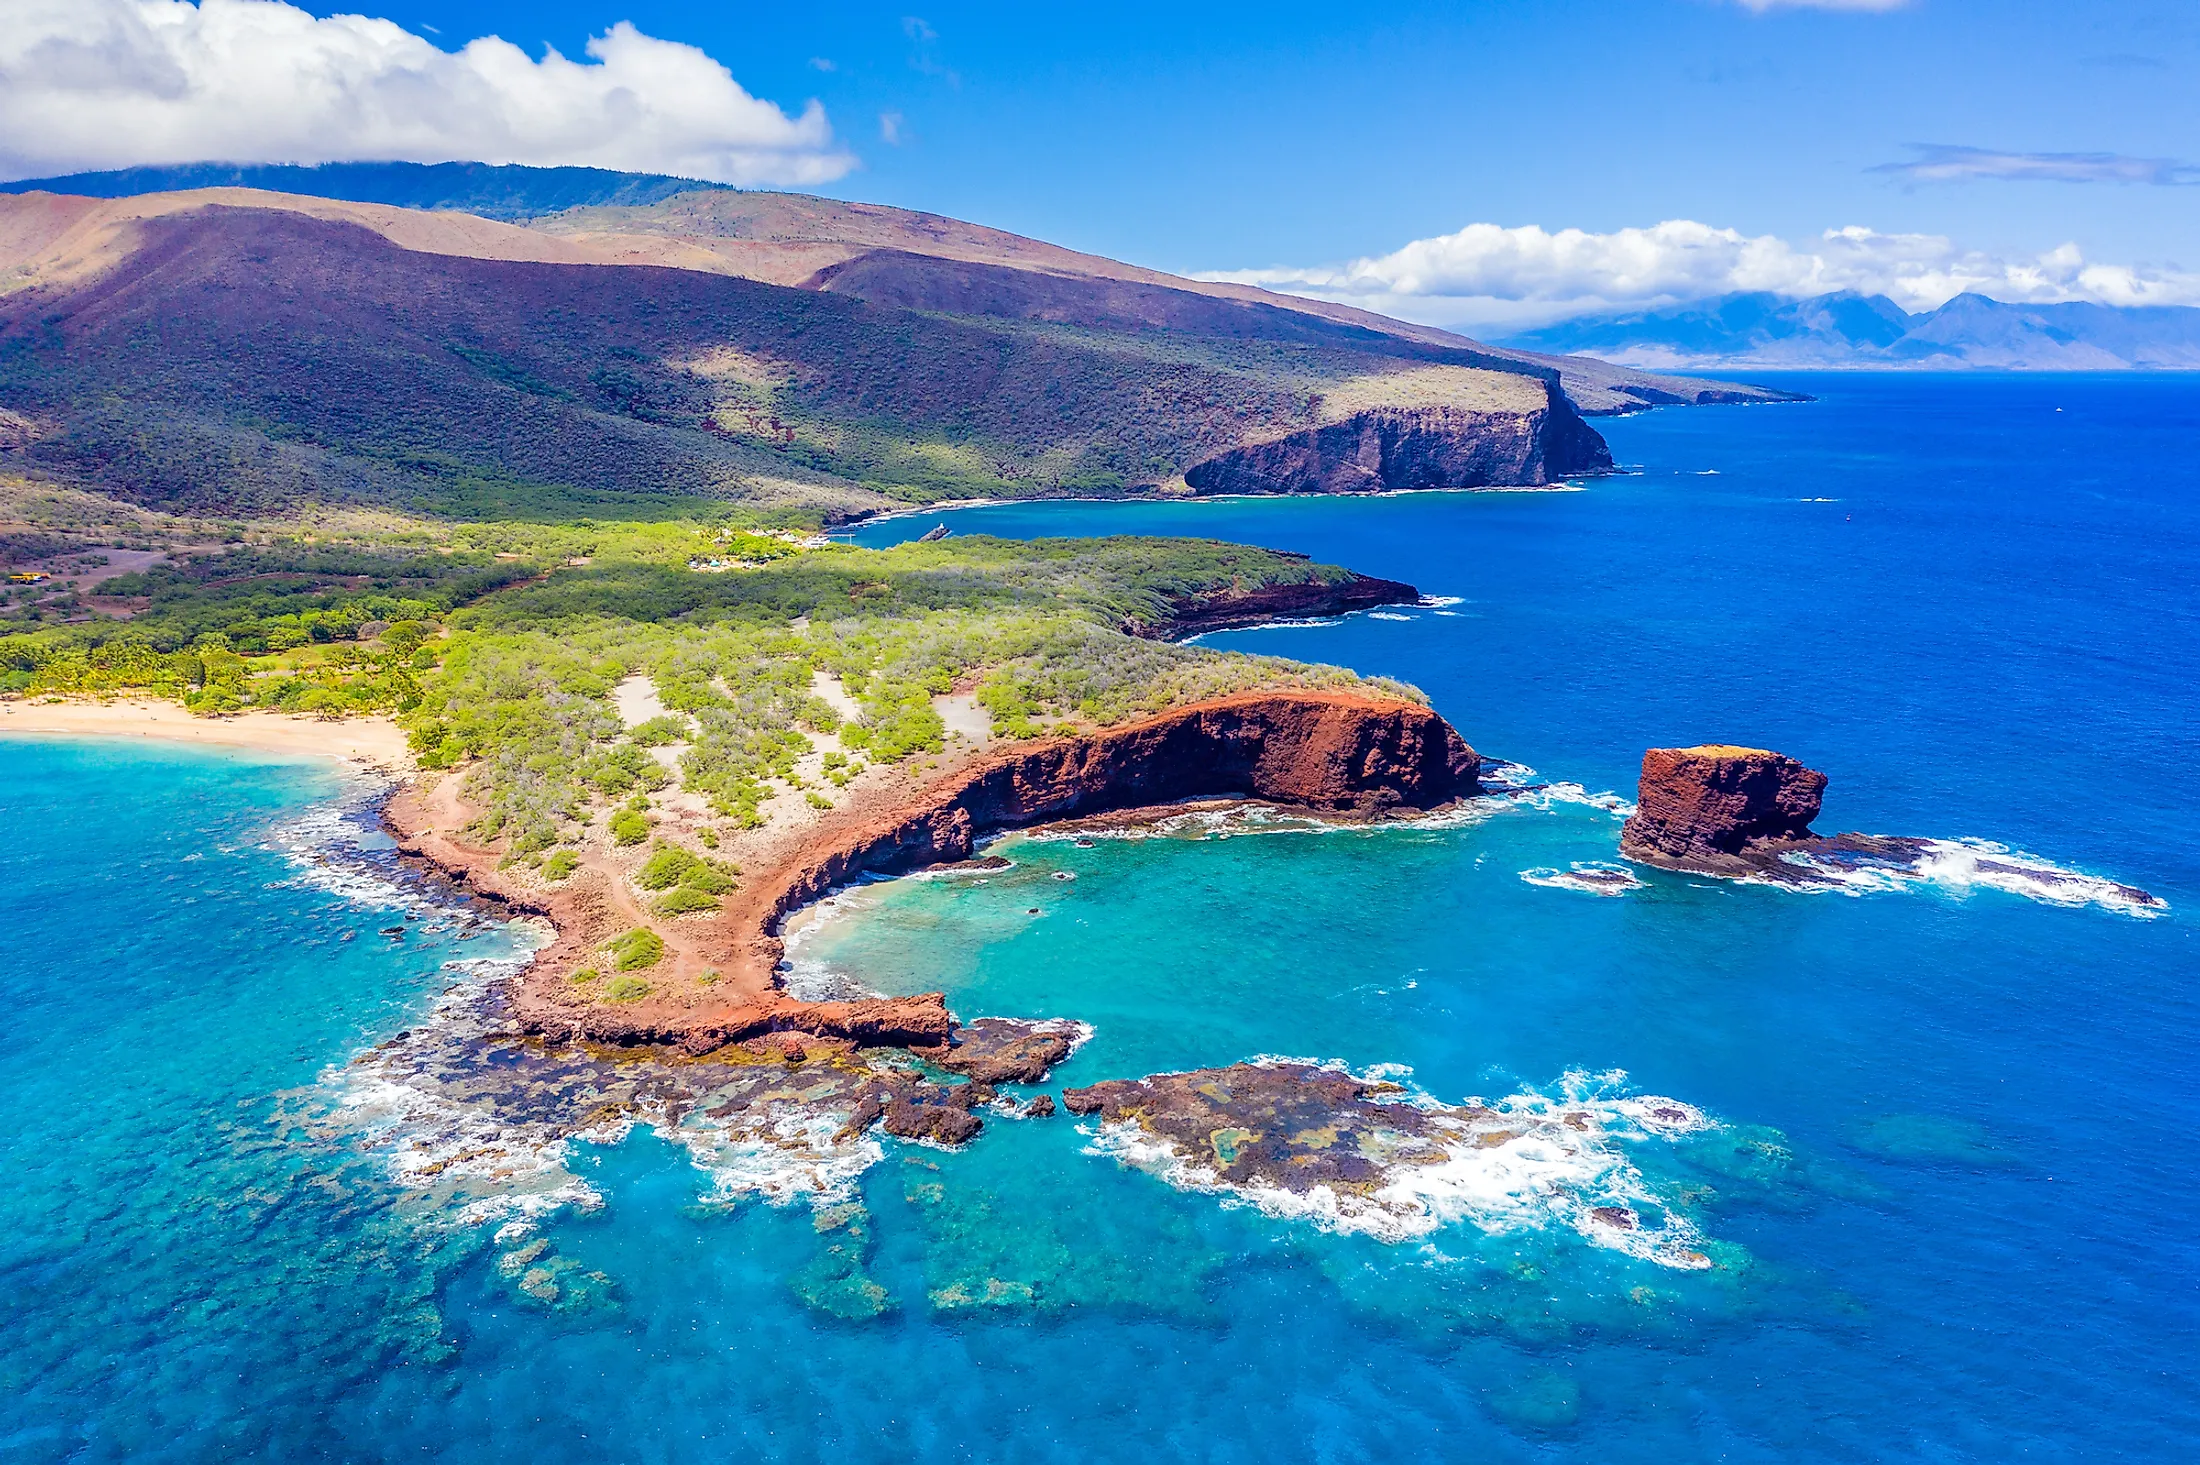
(1499, 289), (2200, 371)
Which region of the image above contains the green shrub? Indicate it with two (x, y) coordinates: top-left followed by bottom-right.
(608, 807), (649, 846)
(629, 713), (691, 746)
(605, 975), (652, 1002)
(696, 826), (719, 849)
(568, 967), (601, 985)
(509, 826), (556, 857)
(609, 928), (663, 971)
(635, 846), (703, 891)
(383, 621), (429, 656)
(542, 850), (580, 881)
(655, 886), (720, 915)
(638, 845), (735, 895)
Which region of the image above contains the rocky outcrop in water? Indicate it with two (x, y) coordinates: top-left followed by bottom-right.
(1064, 1062), (1437, 1197)
(912, 1017), (1083, 1085)
(1618, 745), (1829, 874)
(1062, 1060), (1718, 1263)
(1182, 388), (1612, 496)
(1615, 743), (2164, 909)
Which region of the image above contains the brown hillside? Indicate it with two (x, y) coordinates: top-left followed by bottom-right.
(0, 205), (1610, 518)
(530, 189), (1786, 414)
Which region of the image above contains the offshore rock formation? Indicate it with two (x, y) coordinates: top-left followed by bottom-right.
(1182, 387), (1613, 496)
(1619, 745), (1829, 874)
(1616, 743), (2164, 910)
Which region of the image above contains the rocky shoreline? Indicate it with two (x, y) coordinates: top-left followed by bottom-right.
(1124, 570), (1422, 640)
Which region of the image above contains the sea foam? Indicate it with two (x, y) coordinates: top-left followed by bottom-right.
(1521, 862), (1646, 896)
(1776, 837), (2166, 917)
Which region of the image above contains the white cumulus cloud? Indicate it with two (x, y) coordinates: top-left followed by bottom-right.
(0, 0), (856, 185)
(1203, 220), (2200, 329)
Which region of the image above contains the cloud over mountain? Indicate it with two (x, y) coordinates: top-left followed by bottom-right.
(0, 0), (854, 186)
(1203, 219), (2200, 330)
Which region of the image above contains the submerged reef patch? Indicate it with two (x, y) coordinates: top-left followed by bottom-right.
(1065, 1061), (1719, 1268)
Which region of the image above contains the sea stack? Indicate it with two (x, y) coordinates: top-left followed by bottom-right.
(1619, 745), (1828, 874)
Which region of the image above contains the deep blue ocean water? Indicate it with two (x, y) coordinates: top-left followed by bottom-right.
(5, 374), (2197, 1461)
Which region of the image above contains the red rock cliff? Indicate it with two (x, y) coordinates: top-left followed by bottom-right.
(1181, 386), (1613, 496)
(1618, 745), (1827, 872)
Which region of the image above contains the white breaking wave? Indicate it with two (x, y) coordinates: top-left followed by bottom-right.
(324, 947), (601, 1230)
(1521, 862), (1645, 897)
(674, 1109), (885, 1210)
(777, 884), (892, 1000)
(1183, 616), (1345, 639)
(260, 774), (445, 915)
(1777, 837), (2165, 917)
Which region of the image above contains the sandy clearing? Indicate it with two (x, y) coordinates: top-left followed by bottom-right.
(612, 674), (668, 728)
(810, 670), (862, 721)
(933, 693), (992, 746)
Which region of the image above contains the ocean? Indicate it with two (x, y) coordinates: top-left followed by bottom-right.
(4, 373), (2195, 1461)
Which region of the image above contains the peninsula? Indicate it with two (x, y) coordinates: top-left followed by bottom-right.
(4, 512), (1485, 1064)
(387, 686), (1479, 1052)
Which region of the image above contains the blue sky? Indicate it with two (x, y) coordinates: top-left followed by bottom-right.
(5, 1), (2196, 323)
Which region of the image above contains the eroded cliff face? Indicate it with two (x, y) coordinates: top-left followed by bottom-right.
(1126, 572), (1421, 640)
(1618, 745), (1828, 873)
(1182, 383), (1613, 496)
(503, 691), (1480, 1049)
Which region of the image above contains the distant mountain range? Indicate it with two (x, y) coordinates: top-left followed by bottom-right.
(0, 161), (729, 222)
(1499, 291), (2200, 370)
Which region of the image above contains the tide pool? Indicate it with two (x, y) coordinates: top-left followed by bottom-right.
(6, 374), (2198, 1462)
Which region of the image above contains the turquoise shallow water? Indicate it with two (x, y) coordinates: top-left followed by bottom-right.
(6, 374), (2199, 1460)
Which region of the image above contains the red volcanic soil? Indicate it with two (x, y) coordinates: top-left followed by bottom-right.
(387, 690), (1479, 1053)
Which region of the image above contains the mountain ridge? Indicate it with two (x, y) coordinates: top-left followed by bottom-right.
(2, 162), (1787, 415)
(0, 166), (1794, 523)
